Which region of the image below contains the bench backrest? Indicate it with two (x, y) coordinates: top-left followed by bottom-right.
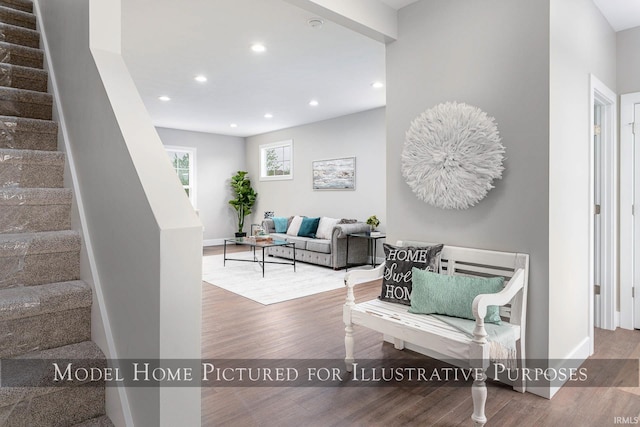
(397, 241), (529, 327)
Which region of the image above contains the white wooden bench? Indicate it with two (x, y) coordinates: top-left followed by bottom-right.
(343, 240), (529, 426)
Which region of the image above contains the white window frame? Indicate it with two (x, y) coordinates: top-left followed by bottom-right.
(165, 145), (197, 209)
(260, 140), (293, 181)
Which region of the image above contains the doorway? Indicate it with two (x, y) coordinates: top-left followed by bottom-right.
(620, 92), (640, 330)
(589, 76), (617, 349)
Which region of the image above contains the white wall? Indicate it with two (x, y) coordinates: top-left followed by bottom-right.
(38, 0), (202, 425)
(549, 0), (616, 362)
(387, 0), (551, 382)
(157, 127), (245, 245)
(617, 26), (640, 95)
(245, 108), (386, 228)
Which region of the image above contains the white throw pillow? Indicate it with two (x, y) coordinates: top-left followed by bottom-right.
(286, 215), (304, 236)
(316, 217), (340, 240)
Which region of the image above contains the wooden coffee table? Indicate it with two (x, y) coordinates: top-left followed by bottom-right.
(223, 237), (296, 277)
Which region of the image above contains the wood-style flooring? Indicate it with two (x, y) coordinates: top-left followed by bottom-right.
(201, 246), (640, 427)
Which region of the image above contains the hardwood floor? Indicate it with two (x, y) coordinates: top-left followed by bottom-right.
(201, 246), (640, 426)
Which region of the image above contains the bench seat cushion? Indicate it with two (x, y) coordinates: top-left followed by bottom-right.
(351, 299), (519, 362)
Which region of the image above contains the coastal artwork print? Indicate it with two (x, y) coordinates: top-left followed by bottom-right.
(312, 157), (356, 190)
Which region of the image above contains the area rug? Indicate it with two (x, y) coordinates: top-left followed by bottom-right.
(202, 252), (350, 305)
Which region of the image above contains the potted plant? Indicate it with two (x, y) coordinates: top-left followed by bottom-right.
(366, 215), (380, 233)
(229, 171), (258, 238)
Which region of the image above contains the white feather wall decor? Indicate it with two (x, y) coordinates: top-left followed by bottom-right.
(401, 102), (505, 210)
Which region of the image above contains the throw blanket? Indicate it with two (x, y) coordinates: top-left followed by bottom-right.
(431, 314), (517, 369)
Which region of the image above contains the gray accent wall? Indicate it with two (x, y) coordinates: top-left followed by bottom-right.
(386, 0), (551, 369)
(245, 108), (386, 228)
(617, 26), (640, 95)
(157, 127), (245, 244)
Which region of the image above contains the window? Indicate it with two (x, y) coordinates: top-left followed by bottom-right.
(165, 146), (197, 208)
(260, 140), (293, 181)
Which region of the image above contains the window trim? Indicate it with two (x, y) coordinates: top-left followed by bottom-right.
(165, 145), (197, 209)
(259, 140), (293, 181)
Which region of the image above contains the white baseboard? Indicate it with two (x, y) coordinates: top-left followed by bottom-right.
(548, 336), (590, 398)
(203, 238), (225, 247)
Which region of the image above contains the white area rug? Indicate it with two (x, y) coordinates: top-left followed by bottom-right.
(202, 252), (348, 305)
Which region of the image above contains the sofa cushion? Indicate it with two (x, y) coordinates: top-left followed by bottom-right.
(272, 216), (289, 233)
(287, 216), (304, 236)
(298, 217), (321, 238)
(283, 235), (309, 250)
(316, 217), (340, 240)
(306, 239), (331, 254)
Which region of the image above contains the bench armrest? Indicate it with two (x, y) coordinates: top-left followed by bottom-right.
(471, 268), (526, 344)
(344, 263), (385, 306)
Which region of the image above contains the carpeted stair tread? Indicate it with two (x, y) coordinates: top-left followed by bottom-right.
(0, 187), (71, 233)
(0, 341), (106, 411)
(0, 40), (42, 68)
(0, 21), (38, 48)
(0, 115), (58, 150)
(72, 415), (115, 427)
(0, 280), (91, 357)
(0, 230), (80, 288)
(0, 0), (32, 13)
(0, 280), (90, 321)
(0, 186), (71, 205)
(0, 148), (64, 187)
(0, 230), (80, 256)
(0, 62), (47, 92)
(0, 5), (35, 30)
(0, 85), (52, 119)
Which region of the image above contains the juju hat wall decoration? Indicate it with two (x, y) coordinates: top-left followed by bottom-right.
(401, 102), (505, 210)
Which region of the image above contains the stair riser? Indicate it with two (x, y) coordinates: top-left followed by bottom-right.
(0, 125), (58, 150)
(0, 45), (42, 68)
(0, 250), (80, 288)
(0, 203), (71, 233)
(0, 25), (39, 48)
(0, 97), (52, 120)
(0, 162), (64, 187)
(0, 67), (47, 92)
(0, 306), (90, 358)
(0, 385), (106, 427)
(0, 8), (35, 30)
(0, 0), (32, 14)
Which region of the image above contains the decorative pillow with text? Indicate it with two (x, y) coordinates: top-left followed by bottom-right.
(379, 243), (444, 305)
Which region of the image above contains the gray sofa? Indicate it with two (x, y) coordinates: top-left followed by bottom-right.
(261, 218), (370, 269)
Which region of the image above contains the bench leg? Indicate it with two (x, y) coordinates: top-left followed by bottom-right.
(345, 324), (354, 372)
(393, 338), (405, 350)
(471, 368), (487, 426)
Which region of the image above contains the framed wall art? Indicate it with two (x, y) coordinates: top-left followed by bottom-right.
(312, 157), (356, 190)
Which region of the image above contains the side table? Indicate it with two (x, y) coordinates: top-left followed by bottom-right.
(346, 232), (386, 270)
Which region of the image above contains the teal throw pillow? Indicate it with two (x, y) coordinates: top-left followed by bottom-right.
(408, 269), (504, 324)
(298, 217), (321, 238)
(272, 217), (289, 233)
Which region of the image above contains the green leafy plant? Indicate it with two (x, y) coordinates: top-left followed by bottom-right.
(366, 215), (380, 230)
(229, 171), (258, 234)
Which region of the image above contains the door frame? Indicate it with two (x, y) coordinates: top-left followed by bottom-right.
(589, 75), (617, 347)
(620, 92), (640, 330)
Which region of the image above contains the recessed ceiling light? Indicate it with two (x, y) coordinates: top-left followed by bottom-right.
(251, 43), (266, 53)
(264, 113), (273, 119)
(230, 123), (238, 128)
(309, 99), (319, 107)
(371, 82), (384, 89)
(194, 75), (207, 83)
(158, 95), (171, 101)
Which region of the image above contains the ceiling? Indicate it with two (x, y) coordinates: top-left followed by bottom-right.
(122, 0), (639, 139)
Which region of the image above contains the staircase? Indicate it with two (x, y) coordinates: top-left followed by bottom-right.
(0, 1), (112, 425)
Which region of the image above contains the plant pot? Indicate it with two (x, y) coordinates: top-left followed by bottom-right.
(235, 232), (247, 238)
